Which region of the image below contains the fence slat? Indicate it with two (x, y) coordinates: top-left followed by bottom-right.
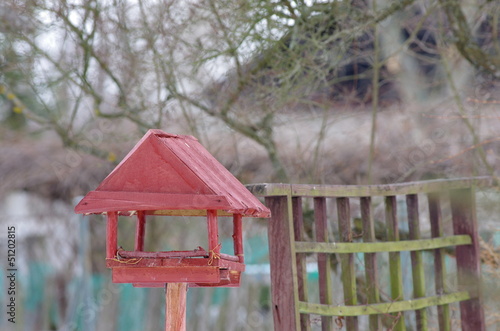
(407, 194), (428, 331)
(428, 193), (451, 331)
(265, 196), (300, 331)
(293, 197), (311, 331)
(449, 188), (486, 331)
(298, 291), (470, 316)
(314, 197), (334, 331)
(360, 197), (381, 331)
(337, 197), (358, 331)
(385, 196), (406, 331)
(294, 235), (471, 253)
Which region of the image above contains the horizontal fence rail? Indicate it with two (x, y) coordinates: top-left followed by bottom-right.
(294, 235), (472, 254)
(247, 177), (492, 331)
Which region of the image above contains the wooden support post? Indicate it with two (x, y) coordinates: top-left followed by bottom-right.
(337, 197), (358, 331)
(232, 214), (244, 263)
(293, 197), (311, 331)
(315, 197), (333, 331)
(106, 212), (118, 259)
(165, 283), (188, 331)
(450, 188), (485, 331)
(265, 195), (300, 331)
(385, 196), (406, 331)
(360, 197), (381, 331)
(207, 210), (220, 258)
(135, 211), (146, 251)
(428, 193), (451, 331)
(406, 194), (428, 331)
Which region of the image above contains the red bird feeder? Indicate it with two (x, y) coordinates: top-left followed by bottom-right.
(75, 130), (270, 329)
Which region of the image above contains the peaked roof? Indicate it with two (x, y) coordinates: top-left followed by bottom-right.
(74, 130), (270, 218)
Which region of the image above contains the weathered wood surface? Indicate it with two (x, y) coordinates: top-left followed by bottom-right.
(298, 291), (470, 316)
(246, 176), (494, 198)
(266, 196), (300, 331)
(165, 283), (188, 331)
(292, 197), (311, 331)
(337, 197), (358, 331)
(294, 235), (471, 253)
(251, 177), (490, 331)
(406, 194), (428, 331)
(360, 197), (381, 331)
(450, 188), (486, 331)
(385, 196), (405, 331)
(315, 197), (333, 331)
(428, 193), (451, 331)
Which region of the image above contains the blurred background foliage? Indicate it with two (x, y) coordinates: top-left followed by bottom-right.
(0, 0), (499, 330)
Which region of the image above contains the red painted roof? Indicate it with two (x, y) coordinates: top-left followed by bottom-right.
(75, 130), (270, 218)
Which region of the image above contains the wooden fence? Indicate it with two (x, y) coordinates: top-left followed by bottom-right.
(247, 177), (493, 331)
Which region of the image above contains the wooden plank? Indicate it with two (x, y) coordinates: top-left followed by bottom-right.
(385, 196), (406, 331)
(149, 209), (233, 217)
(298, 291), (470, 316)
(165, 283), (188, 331)
(266, 196), (300, 331)
(134, 211), (146, 251)
(449, 188), (486, 331)
(292, 197), (311, 331)
(232, 214), (244, 263)
(106, 255), (244, 271)
(360, 197), (381, 331)
(112, 266), (220, 283)
(314, 197), (333, 331)
(294, 235), (471, 253)
(119, 249), (208, 259)
(207, 210), (220, 264)
(106, 212), (118, 259)
(76, 191), (231, 214)
(337, 197), (358, 331)
(406, 194), (428, 331)
(246, 177), (494, 198)
(427, 193), (451, 331)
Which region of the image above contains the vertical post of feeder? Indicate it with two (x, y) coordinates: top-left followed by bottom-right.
(135, 211), (146, 251)
(106, 212), (118, 259)
(207, 210), (220, 258)
(165, 283), (188, 331)
(233, 214), (244, 263)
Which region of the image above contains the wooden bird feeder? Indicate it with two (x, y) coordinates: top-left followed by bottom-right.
(75, 130), (270, 329)
(75, 130), (270, 288)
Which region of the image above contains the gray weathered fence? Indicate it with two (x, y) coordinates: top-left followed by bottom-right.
(247, 177), (493, 331)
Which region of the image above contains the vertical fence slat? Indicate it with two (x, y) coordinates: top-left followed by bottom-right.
(337, 197), (358, 331)
(293, 197), (311, 331)
(314, 197), (333, 331)
(406, 194), (428, 331)
(266, 196), (300, 331)
(428, 192), (451, 331)
(449, 188), (486, 331)
(360, 197), (381, 331)
(385, 196), (406, 331)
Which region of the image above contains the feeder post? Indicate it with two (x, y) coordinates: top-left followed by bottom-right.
(233, 214), (244, 263)
(135, 211), (146, 251)
(207, 210), (220, 255)
(106, 212), (118, 259)
(165, 283), (188, 331)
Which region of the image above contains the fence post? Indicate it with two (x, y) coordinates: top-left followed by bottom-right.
(266, 194), (300, 331)
(449, 188), (485, 331)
